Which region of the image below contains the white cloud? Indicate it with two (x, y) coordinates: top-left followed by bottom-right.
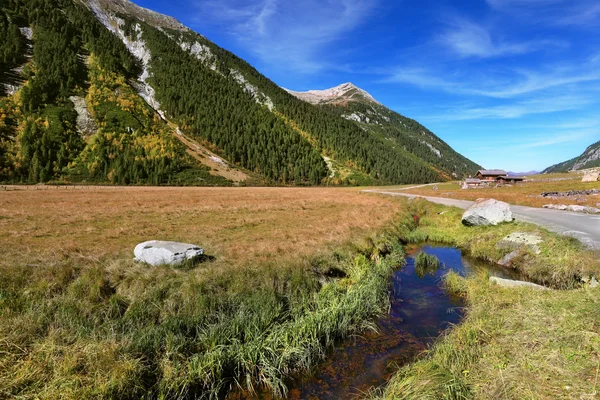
(437, 17), (550, 58)
(198, 0), (377, 73)
(383, 54), (600, 99)
(423, 94), (592, 121)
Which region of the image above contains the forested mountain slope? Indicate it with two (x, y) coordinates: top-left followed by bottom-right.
(287, 83), (481, 180)
(543, 140), (600, 173)
(0, 0), (479, 185)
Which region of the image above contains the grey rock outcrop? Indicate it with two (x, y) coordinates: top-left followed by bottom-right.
(134, 240), (204, 266)
(497, 232), (543, 255)
(582, 170), (599, 182)
(462, 199), (513, 226)
(69, 96), (97, 136)
(489, 276), (549, 290)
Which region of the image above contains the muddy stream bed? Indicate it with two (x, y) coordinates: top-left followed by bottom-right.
(284, 244), (521, 399)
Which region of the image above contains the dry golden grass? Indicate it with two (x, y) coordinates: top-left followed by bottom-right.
(0, 186), (401, 268)
(401, 173), (600, 208)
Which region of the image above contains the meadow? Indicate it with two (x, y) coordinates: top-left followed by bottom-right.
(1, 185), (599, 399)
(0, 186), (407, 398)
(401, 171), (600, 208)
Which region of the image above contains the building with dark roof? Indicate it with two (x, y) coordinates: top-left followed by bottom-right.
(476, 169), (508, 181)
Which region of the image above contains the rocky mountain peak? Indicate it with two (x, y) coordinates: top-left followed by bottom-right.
(285, 82), (379, 105)
(88, 0), (188, 31)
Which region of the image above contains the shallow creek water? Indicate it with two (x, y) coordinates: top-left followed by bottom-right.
(285, 245), (520, 399)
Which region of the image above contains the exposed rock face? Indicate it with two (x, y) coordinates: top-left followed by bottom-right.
(489, 276), (549, 290)
(134, 240), (204, 266)
(543, 204), (600, 214)
(90, 0), (188, 31)
(284, 82), (380, 105)
(582, 170), (599, 182)
(69, 96), (97, 136)
(497, 232), (543, 255)
(461, 199), (513, 226)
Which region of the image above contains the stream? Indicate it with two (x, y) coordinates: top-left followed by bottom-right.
(286, 244), (520, 399)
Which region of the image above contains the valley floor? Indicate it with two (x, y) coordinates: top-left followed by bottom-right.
(1, 186), (599, 399)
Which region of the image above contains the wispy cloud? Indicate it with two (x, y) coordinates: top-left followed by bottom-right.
(383, 54), (600, 99)
(422, 94), (592, 121)
(197, 0), (378, 73)
(486, 0), (600, 27)
(437, 17), (559, 58)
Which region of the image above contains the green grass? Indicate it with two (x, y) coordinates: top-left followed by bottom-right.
(414, 252), (440, 278)
(372, 198), (600, 400)
(393, 198), (599, 289)
(0, 221), (405, 399)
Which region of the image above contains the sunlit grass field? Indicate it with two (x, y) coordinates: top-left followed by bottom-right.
(1, 186), (599, 399)
(400, 171), (600, 208)
(0, 186), (407, 398)
(0, 186), (402, 268)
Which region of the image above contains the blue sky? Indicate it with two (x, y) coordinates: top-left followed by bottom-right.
(136, 0), (600, 172)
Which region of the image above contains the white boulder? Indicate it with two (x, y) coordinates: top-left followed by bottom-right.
(134, 240), (204, 266)
(490, 276), (549, 290)
(462, 199), (513, 226)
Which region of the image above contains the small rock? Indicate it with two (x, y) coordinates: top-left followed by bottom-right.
(497, 232), (543, 255)
(543, 204), (567, 211)
(582, 275), (599, 288)
(543, 204), (600, 214)
(462, 199), (513, 226)
(497, 249), (521, 267)
(489, 276), (549, 290)
(134, 240), (204, 266)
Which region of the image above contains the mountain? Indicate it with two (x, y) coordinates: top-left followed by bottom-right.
(288, 84), (481, 180)
(285, 82), (380, 106)
(507, 171), (539, 176)
(543, 140), (600, 173)
(0, 0), (480, 186)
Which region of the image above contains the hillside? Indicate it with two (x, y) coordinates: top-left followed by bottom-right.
(0, 0), (479, 186)
(287, 83), (481, 180)
(543, 140), (600, 173)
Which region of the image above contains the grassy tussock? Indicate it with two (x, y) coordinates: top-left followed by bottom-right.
(414, 252), (440, 278)
(442, 271), (468, 296)
(375, 198), (600, 400)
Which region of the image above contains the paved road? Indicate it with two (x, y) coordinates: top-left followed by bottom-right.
(363, 189), (600, 250)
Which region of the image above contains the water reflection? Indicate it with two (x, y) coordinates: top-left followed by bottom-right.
(286, 245), (513, 399)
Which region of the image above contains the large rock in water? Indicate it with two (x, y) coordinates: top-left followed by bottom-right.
(462, 199), (513, 226)
(134, 240), (204, 266)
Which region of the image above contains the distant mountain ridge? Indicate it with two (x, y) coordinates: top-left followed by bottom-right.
(544, 140), (600, 173)
(0, 0), (480, 186)
(507, 171), (539, 176)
